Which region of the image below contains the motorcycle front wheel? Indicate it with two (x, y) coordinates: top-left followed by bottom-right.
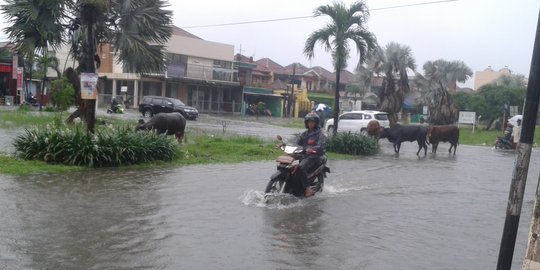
(265, 179), (285, 195)
(312, 174), (324, 192)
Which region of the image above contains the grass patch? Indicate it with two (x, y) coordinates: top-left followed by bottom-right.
(0, 154), (85, 174)
(177, 135), (278, 165)
(0, 110), (58, 128)
(458, 126), (540, 146)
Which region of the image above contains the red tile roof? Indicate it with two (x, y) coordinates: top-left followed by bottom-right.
(254, 58), (283, 73)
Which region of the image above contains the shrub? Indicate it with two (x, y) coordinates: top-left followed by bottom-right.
(13, 125), (178, 167)
(50, 77), (75, 111)
(327, 132), (379, 155)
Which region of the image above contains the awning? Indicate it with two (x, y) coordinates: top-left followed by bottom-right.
(244, 92), (283, 98)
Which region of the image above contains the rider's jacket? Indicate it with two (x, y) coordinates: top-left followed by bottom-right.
(297, 127), (327, 158)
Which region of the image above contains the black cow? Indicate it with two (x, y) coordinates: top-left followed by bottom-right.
(379, 124), (428, 155)
(135, 112), (186, 142)
(427, 125), (459, 155)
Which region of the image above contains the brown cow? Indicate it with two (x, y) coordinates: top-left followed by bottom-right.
(427, 125), (459, 155)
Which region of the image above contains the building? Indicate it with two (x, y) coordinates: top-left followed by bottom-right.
(51, 26), (241, 113)
(474, 66), (511, 90)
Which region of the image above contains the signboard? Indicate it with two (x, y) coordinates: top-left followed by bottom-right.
(16, 67), (23, 91)
(459, 111), (476, 124)
(80, 73), (98, 100)
(458, 111), (476, 132)
(12, 55), (18, 79)
(120, 86), (127, 92)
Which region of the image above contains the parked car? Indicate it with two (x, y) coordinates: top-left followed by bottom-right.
(324, 110), (390, 135)
(138, 96), (199, 120)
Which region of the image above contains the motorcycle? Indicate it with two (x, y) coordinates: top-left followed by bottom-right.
(495, 136), (513, 150)
(22, 95), (39, 107)
(264, 135), (330, 198)
(107, 104), (124, 114)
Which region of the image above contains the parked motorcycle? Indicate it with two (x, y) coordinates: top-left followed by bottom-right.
(23, 95), (39, 107)
(107, 104), (124, 114)
(264, 136), (330, 198)
(495, 136), (513, 150)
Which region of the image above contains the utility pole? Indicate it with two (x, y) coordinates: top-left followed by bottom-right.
(85, 17), (96, 134)
(288, 63), (296, 118)
(496, 8), (540, 270)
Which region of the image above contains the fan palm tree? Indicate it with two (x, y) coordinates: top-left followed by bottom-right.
(304, 0), (377, 134)
(3, 0), (172, 129)
(2, 0), (67, 110)
(417, 59), (472, 124)
(369, 42), (416, 126)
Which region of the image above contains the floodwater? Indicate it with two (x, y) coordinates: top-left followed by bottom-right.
(1, 141), (539, 269)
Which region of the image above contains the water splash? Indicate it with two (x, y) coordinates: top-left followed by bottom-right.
(240, 190), (303, 209)
(323, 183), (376, 196)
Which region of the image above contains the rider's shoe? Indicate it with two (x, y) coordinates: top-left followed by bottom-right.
(304, 187), (315, 197)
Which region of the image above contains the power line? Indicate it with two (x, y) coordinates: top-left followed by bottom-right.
(181, 0), (458, 29)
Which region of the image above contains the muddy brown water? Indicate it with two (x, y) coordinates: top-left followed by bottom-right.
(1, 140), (539, 269)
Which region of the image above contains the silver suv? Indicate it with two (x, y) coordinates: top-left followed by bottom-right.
(324, 110), (390, 134)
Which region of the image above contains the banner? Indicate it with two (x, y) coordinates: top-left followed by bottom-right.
(80, 73), (98, 100)
(16, 67), (23, 91)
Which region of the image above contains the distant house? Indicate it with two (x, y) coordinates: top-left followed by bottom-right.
(474, 66), (511, 90)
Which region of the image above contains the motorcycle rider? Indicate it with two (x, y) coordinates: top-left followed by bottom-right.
(110, 98), (119, 113)
(296, 112), (327, 197)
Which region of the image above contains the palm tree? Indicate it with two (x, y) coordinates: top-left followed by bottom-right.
(2, 0), (67, 110)
(304, 0), (377, 134)
(417, 59), (472, 124)
(370, 42), (416, 126)
(345, 84), (365, 109)
(3, 0), (172, 130)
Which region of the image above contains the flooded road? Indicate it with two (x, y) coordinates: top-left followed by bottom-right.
(1, 142), (539, 269)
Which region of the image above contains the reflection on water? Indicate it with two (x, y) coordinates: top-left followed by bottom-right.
(263, 200), (325, 270)
(0, 145), (538, 269)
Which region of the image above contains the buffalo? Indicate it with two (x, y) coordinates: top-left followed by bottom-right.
(377, 124), (428, 156)
(135, 112), (186, 142)
(427, 125), (459, 155)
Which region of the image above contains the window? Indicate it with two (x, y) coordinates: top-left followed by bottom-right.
(167, 53), (188, 77)
(375, 113), (389, 120)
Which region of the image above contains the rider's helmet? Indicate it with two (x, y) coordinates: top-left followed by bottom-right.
(304, 112), (320, 128)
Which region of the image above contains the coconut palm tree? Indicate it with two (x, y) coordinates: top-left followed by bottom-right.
(304, 0), (377, 134)
(417, 59), (472, 124)
(345, 83), (365, 109)
(369, 42), (416, 126)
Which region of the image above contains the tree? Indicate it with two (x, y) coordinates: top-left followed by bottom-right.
(2, 0), (66, 110)
(492, 74), (527, 88)
(3, 0), (173, 131)
(50, 77), (75, 111)
(416, 59), (472, 125)
(304, 0), (377, 134)
(345, 84), (365, 108)
(476, 85), (526, 130)
(370, 42), (416, 126)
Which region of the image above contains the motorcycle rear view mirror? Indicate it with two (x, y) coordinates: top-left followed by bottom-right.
(276, 135), (283, 141)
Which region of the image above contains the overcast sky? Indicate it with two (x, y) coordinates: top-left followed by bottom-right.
(1, 0), (538, 88)
(170, 0), (540, 88)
